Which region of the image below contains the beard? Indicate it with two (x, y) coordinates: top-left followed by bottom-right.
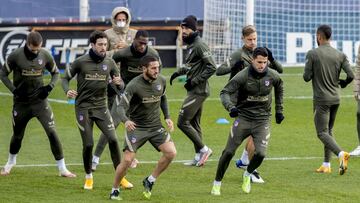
(182, 31), (199, 44)
(145, 70), (157, 81)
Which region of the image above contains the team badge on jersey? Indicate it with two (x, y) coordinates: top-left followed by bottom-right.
(155, 84), (162, 91)
(188, 48), (193, 55)
(13, 110), (17, 117)
(102, 64), (108, 71)
(38, 59), (43, 65)
(234, 120), (239, 127)
(79, 114), (84, 121)
(131, 136), (137, 144)
(265, 80), (270, 86)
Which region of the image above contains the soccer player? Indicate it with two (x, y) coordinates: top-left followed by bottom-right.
(92, 30), (161, 173)
(217, 25), (283, 183)
(169, 15), (216, 166)
(109, 56), (176, 200)
(350, 45), (360, 156)
(303, 25), (353, 174)
(0, 31), (75, 178)
(211, 47), (284, 195)
(62, 30), (123, 189)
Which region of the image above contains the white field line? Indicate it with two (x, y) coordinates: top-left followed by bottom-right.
(12, 156), (324, 168)
(0, 91), (355, 104)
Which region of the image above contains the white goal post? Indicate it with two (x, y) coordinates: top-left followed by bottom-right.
(203, 0), (360, 66)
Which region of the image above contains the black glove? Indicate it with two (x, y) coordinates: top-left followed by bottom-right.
(339, 79), (349, 88)
(169, 72), (180, 85)
(229, 107), (239, 118)
(230, 60), (244, 79)
(264, 47), (274, 62)
(37, 85), (53, 100)
(275, 113), (284, 124)
(184, 79), (195, 91)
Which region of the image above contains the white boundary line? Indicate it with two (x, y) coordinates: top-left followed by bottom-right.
(12, 156), (323, 168)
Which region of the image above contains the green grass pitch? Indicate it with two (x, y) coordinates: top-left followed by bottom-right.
(0, 67), (359, 202)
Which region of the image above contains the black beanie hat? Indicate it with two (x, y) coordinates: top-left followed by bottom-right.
(181, 15), (197, 31)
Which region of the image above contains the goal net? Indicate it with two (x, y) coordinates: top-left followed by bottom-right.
(203, 0), (360, 66)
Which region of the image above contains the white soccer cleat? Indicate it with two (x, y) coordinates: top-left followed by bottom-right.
(1, 163), (15, 176)
(349, 146), (360, 156)
(250, 170), (265, 183)
(60, 170), (77, 178)
(196, 148), (213, 167)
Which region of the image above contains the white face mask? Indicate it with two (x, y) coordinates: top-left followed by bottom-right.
(116, 21), (126, 28)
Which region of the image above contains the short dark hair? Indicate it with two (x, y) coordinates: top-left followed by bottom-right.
(27, 31), (43, 46)
(135, 30), (149, 39)
(89, 30), (107, 44)
(253, 47), (268, 58)
(317, 24), (332, 40)
(140, 55), (159, 68)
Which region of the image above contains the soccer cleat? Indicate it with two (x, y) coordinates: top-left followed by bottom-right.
(183, 159), (198, 166)
(250, 170), (265, 183)
(91, 162), (98, 172)
(235, 159), (248, 169)
(130, 158), (139, 168)
(0, 168), (10, 176)
(315, 165), (332, 173)
(109, 189), (122, 201)
(84, 177), (94, 190)
(339, 152), (350, 175)
(120, 177), (134, 189)
(196, 148), (213, 167)
(60, 170), (77, 178)
(0, 163), (15, 176)
(242, 173), (251, 194)
(211, 185), (221, 196)
(349, 146), (360, 156)
(142, 177), (154, 199)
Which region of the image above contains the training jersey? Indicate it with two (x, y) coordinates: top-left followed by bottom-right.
(220, 66), (283, 120)
(217, 46), (283, 76)
(0, 47), (59, 104)
(62, 54), (119, 109)
(112, 46), (161, 85)
(176, 36), (216, 96)
(304, 43), (354, 105)
(119, 74), (169, 128)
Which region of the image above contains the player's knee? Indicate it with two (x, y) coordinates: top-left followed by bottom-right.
(166, 149), (177, 160)
(83, 143), (94, 152)
(177, 118), (189, 129)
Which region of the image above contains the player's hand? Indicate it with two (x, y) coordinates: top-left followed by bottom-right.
(275, 113), (284, 124)
(184, 79), (195, 91)
(338, 79), (348, 88)
(112, 75), (123, 86)
(115, 41), (128, 49)
(37, 85), (53, 99)
(229, 107), (239, 118)
(169, 72), (180, 85)
(264, 47), (274, 62)
(125, 120), (136, 131)
(67, 90), (78, 98)
(165, 118), (174, 132)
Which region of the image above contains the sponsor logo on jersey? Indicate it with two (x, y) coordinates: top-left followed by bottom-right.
(102, 64), (107, 71)
(142, 95), (161, 103)
(22, 68), (42, 76)
(85, 73), (106, 81)
(38, 59), (43, 65)
(128, 66), (142, 73)
(247, 95), (269, 102)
